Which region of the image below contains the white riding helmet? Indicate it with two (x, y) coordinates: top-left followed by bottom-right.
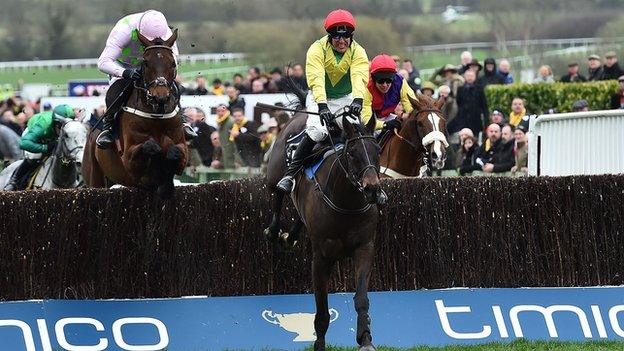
(138, 10), (170, 41)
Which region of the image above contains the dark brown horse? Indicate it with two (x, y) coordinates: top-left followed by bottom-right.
(82, 30), (187, 198)
(266, 102), (381, 350)
(379, 94), (448, 178)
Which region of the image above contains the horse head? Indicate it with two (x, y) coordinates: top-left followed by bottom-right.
(341, 113), (381, 204)
(57, 119), (88, 171)
(137, 29), (178, 111)
(406, 93), (449, 171)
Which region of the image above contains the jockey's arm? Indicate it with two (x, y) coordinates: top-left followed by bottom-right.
(349, 44), (369, 101)
(98, 21), (132, 78)
(360, 90), (384, 131)
(19, 125), (48, 154)
(400, 80), (416, 116)
(306, 42), (328, 103)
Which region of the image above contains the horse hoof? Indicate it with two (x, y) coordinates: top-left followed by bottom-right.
(359, 344), (376, 351)
(279, 232), (297, 250)
(314, 340), (326, 351)
(263, 227), (279, 243)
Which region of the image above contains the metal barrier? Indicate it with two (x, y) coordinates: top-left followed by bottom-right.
(528, 110), (624, 176)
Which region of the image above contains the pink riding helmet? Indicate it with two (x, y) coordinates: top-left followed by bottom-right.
(138, 10), (170, 41)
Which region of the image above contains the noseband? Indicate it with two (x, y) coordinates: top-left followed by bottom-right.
(133, 45), (179, 113)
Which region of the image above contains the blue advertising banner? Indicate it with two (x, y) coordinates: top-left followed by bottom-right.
(68, 80), (109, 97)
(2, 287), (624, 350)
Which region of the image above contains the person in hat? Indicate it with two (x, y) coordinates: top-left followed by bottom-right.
(467, 59), (482, 75)
(457, 51), (473, 75)
(276, 9), (369, 194)
(4, 104), (76, 191)
(360, 54), (416, 133)
(511, 116), (530, 174)
(587, 54), (604, 81)
(602, 51), (624, 81)
(572, 99), (590, 112)
(610, 75), (624, 109)
(478, 58), (504, 87)
(532, 65), (555, 84)
(490, 109), (508, 127)
(420, 81), (436, 97)
(560, 63), (587, 83)
(95, 10), (196, 149)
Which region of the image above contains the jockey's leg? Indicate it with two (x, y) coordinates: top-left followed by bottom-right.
(3, 153), (41, 191)
(276, 95), (327, 194)
(96, 78), (134, 149)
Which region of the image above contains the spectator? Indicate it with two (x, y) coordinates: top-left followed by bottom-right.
(215, 104), (238, 169)
(391, 55), (401, 69)
(587, 54), (604, 81)
(232, 73), (247, 93)
(290, 63), (308, 91)
(1, 110), (21, 135)
(209, 131), (223, 169)
(478, 58), (504, 86)
(610, 75), (624, 109)
(191, 75), (210, 95)
(474, 123), (514, 173)
(430, 65), (464, 127)
(402, 59), (421, 91)
(398, 69), (409, 80)
(560, 62), (587, 83)
(453, 128), (475, 167)
(508, 97), (526, 127)
(438, 85), (458, 133)
(226, 86), (246, 112)
(533, 65), (555, 84)
(420, 81), (436, 97)
(245, 66), (261, 92)
(251, 79), (267, 94)
(497, 59), (514, 84)
(490, 109), (507, 127)
(450, 70), (488, 138)
(229, 108), (262, 167)
(572, 99), (590, 112)
(467, 59), (482, 75)
(458, 135), (478, 175)
(186, 107), (216, 166)
(268, 67), (284, 93)
(458, 51), (473, 75)
(602, 51), (624, 80)
(42, 102), (53, 112)
(212, 79), (224, 95)
(512, 117), (529, 175)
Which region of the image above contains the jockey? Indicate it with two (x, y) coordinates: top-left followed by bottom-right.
(96, 10), (196, 149)
(276, 9), (369, 193)
(4, 104), (75, 191)
(361, 54), (416, 133)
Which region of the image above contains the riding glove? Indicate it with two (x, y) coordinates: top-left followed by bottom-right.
(46, 140), (58, 153)
(350, 98), (363, 117)
(383, 119), (402, 131)
(122, 68), (141, 81)
(317, 103), (334, 126)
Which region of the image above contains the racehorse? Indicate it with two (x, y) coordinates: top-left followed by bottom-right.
(82, 29), (187, 199)
(379, 94), (448, 178)
(0, 120), (87, 189)
(265, 94), (381, 350)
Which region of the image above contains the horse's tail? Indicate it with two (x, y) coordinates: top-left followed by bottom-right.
(284, 66), (307, 109)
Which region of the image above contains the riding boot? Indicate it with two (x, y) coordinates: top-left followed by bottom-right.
(276, 134), (316, 194)
(4, 159), (40, 191)
(96, 113), (116, 149)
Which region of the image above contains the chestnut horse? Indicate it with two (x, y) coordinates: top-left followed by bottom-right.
(82, 30), (187, 199)
(379, 94), (449, 178)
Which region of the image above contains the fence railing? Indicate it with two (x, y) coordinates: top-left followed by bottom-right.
(0, 52), (246, 71)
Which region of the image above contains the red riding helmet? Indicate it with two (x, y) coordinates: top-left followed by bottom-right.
(370, 54), (398, 74)
(324, 9), (356, 31)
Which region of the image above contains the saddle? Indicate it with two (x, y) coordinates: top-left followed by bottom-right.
(284, 129), (345, 180)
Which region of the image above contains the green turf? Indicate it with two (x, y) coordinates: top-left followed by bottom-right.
(0, 61), (247, 87)
(306, 340), (624, 350)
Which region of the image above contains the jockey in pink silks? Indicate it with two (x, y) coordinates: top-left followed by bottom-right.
(96, 10), (195, 149)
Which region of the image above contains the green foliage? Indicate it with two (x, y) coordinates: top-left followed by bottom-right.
(485, 81), (618, 115)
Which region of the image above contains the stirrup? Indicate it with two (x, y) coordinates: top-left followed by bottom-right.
(96, 130), (114, 149)
(183, 123), (197, 140)
(276, 176), (294, 193)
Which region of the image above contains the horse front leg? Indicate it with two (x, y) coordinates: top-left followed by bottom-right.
(280, 218), (303, 250)
(313, 254), (335, 351)
(353, 242), (375, 351)
(263, 190), (284, 243)
(157, 144), (185, 199)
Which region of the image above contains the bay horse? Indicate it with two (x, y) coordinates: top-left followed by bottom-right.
(82, 30), (187, 199)
(265, 101), (381, 350)
(379, 94), (449, 178)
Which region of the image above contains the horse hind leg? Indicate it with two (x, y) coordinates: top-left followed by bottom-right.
(263, 190), (284, 243)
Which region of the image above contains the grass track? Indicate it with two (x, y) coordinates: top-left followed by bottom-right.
(308, 340), (624, 350)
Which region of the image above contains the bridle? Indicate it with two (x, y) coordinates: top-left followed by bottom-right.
(132, 45), (180, 114)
